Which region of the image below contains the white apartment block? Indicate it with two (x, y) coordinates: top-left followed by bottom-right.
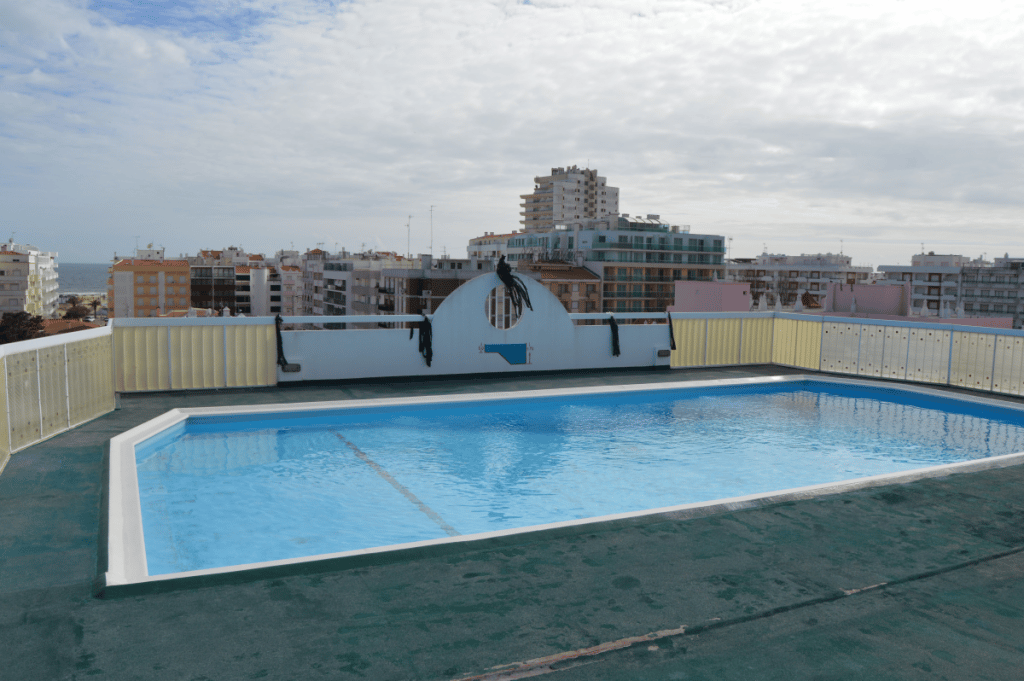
(467, 232), (517, 261)
(330, 252), (424, 317)
(520, 166), (619, 232)
(878, 252), (1024, 325)
(876, 253), (986, 316)
(728, 253), (871, 307)
(0, 240), (59, 318)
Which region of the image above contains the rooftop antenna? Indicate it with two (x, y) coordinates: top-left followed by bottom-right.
(134, 236), (140, 254)
(406, 215), (413, 260)
(429, 205), (435, 257)
(840, 239), (843, 255)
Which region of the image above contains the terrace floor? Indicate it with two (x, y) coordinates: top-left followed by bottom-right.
(2, 366), (1024, 680)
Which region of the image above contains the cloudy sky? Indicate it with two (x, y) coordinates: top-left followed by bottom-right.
(2, 0), (1022, 267)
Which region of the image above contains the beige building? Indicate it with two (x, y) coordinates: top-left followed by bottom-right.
(0, 240), (59, 318)
(517, 261), (602, 314)
(520, 166), (619, 232)
(108, 248), (191, 318)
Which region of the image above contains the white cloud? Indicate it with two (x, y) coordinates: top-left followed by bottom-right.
(1, 0), (1023, 267)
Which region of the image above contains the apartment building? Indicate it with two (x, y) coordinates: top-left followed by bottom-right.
(0, 240), (59, 318)
(329, 252), (426, 317)
(728, 253), (871, 308)
(469, 216), (725, 314)
(108, 248), (191, 318)
(189, 264), (237, 314)
(467, 232), (517, 261)
(520, 166), (619, 231)
(876, 253), (983, 316)
(300, 249), (328, 316)
(272, 265), (302, 316)
(374, 256), (494, 317)
(959, 256), (1024, 326)
(517, 261), (602, 314)
(523, 215), (726, 313)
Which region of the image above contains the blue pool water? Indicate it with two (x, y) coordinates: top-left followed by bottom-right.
(135, 382), (1024, 575)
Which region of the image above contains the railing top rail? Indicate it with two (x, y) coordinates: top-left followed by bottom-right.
(0, 324), (112, 358)
(811, 314), (1024, 337)
(111, 317), (274, 327)
(281, 315), (426, 325)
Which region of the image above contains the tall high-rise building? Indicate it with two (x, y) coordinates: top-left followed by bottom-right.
(520, 166), (619, 232)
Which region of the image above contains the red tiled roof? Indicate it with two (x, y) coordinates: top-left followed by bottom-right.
(161, 308), (216, 318)
(235, 266), (251, 274)
(112, 259), (190, 268)
(41, 319), (101, 336)
(469, 232), (518, 242)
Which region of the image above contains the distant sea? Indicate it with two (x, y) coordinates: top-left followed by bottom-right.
(59, 263), (109, 295)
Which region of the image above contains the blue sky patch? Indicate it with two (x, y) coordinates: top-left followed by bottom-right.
(87, 1), (274, 40)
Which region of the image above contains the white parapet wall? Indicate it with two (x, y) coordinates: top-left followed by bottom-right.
(278, 273), (676, 382)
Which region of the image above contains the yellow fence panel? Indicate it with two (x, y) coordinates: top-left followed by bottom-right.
(37, 346), (69, 440)
(168, 325), (226, 390)
(225, 324), (276, 387)
(116, 327), (170, 392)
(881, 326), (910, 379)
(771, 319), (796, 366)
(857, 326), (886, 377)
(706, 319), (742, 366)
(67, 336), (115, 426)
(6, 351), (41, 452)
(950, 331), (996, 391)
(906, 328), (951, 384)
(670, 319), (707, 368)
(739, 318), (773, 364)
(793, 319), (823, 370)
(821, 322), (860, 374)
(992, 336), (1024, 396)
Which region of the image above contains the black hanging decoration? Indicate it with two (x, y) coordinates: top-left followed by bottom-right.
(667, 312), (676, 351)
(274, 314), (289, 369)
(609, 315), (620, 357)
(417, 315), (433, 367)
(496, 255), (533, 317)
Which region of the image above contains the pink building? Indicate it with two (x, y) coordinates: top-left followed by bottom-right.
(668, 281), (751, 313)
(819, 282), (1011, 328)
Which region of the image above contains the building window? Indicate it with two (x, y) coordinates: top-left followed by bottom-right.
(271, 306), (281, 313)
(270, 295), (281, 302)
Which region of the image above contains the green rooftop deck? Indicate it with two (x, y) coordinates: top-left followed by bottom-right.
(3, 367), (1024, 680)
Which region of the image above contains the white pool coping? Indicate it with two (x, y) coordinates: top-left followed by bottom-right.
(104, 374), (1024, 591)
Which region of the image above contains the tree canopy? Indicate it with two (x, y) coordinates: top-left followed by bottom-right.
(0, 311), (44, 345)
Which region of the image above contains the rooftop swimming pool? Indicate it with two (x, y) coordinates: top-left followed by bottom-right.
(105, 376), (1024, 589)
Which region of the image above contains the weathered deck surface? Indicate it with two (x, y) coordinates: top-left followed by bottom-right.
(2, 367), (1023, 680)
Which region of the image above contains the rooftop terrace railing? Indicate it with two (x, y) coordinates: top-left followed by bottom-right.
(4, 274), (1024, 474)
(0, 326), (114, 473)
